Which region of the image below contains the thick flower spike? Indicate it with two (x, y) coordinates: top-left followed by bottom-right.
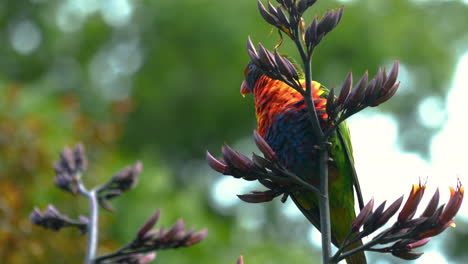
(30, 205), (88, 234)
(97, 210), (207, 263)
(335, 181), (463, 263)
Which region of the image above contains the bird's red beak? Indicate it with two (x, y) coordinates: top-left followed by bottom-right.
(240, 80), (250, 97)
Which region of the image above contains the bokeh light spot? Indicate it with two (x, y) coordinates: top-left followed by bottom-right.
(9, 20), (42, 55)
(100, 0), (133, 27)
(418, 96), (446, 128)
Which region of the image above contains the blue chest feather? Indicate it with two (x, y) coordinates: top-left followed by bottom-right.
(263, 105), (320, 181)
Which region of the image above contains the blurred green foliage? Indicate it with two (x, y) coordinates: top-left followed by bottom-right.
(1, 0), (468, 263)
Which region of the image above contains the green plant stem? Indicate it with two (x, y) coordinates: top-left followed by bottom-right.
(292, 32), (332, 263)
(318, 143), (332, 264)
(78, 183), (99, 264)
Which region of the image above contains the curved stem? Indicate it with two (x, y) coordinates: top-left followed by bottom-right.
(78, 184), (99, 264)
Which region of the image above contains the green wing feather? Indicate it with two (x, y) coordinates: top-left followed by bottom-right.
(320, 84), (364, 209)
(337, 120), (365, 209)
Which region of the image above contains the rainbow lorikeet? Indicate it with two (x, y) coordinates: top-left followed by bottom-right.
(241, 62), (366, 264)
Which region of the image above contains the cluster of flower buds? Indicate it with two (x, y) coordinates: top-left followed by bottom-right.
(53, 143), (87, 194)
(30, 205), (88, 234)
(96, 210), (207, 263)
(207, 131), (320, 204)
(257, 0), (341, 56)
(335, 180), (464, 261)
(247, 37), (302, 92)
(257, 0), (325, 39)
(326, 61), (400, 125)
(305, 8), (343, 53)
(97, 162), (142, 211)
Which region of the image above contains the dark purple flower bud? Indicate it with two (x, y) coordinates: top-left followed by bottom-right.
(274, 51), (299, 81)
(370, 61), (400, 106)
(364, 69), (384, 105)
(222, 145), (254, 173)
(54, 173), (78, 195)
(251, 153), (270, 172)
(53, 143), (88, 194)
(398, 183), (426, 223)
(351, 197), (374, 233)
(138, 210), (161, 240)
(392, 250), (424, 260)
(338, 72), (353, 104)
(110, 161), (142, 192)
(345, 72), (368, 109)
(258, 178), (278, 190)
(421, 188), (440, 217)
(237, 190), (280, 203)
(438, 183), (464, 225)
(317, 8), (343, 36)
(237, 255), (244, 264)
(253, 130), (277, 161)
(363, 200), (386, 232)
(257, 44), (277, 72)
(30, 205), (87, 233)
(383, 60), (399, 91)
(297, 0), (318, 14)
(371, 82), (400, 106)
(258, 1), (279, 27)
(163, 219), (186, 242)
(407, 237), (431, 249)
(326, 87), (336, 119)
(275, 6), (290, 29)
(305, 17), (319, 49)
(246, 37), (261, 66)
(375, 195), (403, 228)
(184, 228), (208, 246)
(206, 151), (230, 174)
